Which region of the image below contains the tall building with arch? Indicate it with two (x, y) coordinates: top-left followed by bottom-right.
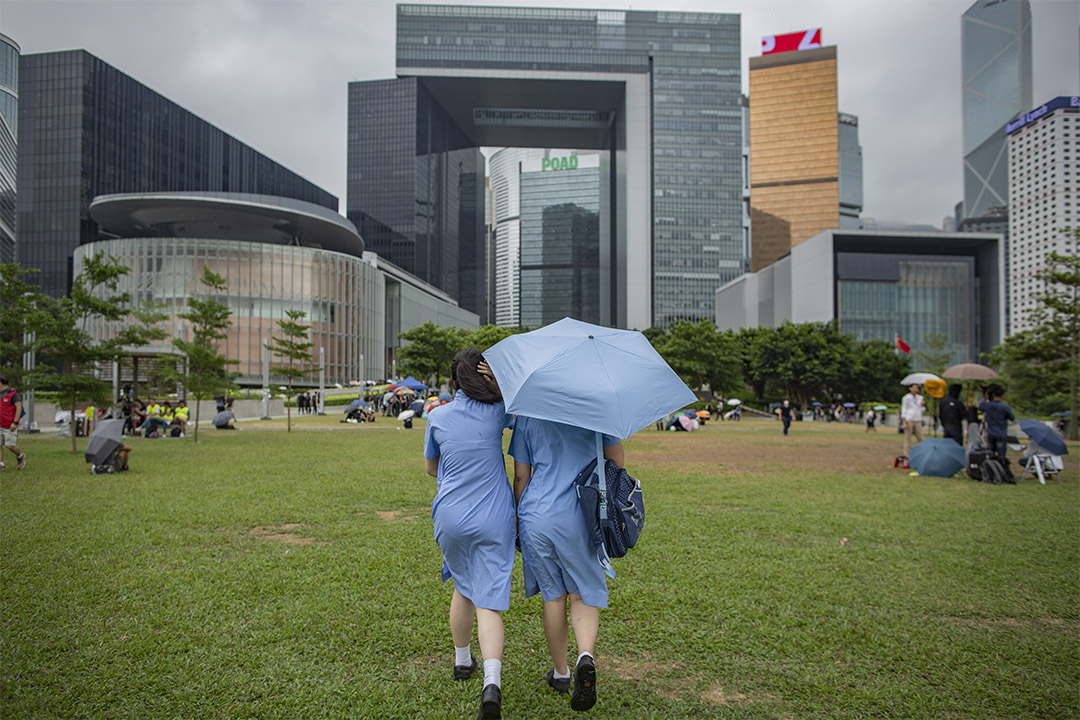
(961, 0), (1032, 220)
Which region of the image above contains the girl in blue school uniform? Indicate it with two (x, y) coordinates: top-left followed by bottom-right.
(509, 416), (624, 713)
(424, 349), (514, 720)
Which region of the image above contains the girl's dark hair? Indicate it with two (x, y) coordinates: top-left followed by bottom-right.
(450, 348), (502, 405)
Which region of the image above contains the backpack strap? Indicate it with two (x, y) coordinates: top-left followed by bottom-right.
(594, 432), (615, 579)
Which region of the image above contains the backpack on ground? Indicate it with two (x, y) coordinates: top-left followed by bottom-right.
(980, 456), (1013, 484)
(966, 449), (995, 480)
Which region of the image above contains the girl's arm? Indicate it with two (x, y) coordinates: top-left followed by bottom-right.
(426, 457), (439, 478)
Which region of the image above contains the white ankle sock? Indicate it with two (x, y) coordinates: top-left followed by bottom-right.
(577, 651), (593, 666)
(454, 645), (471, 666)
(483, 658), (501, 688)
(553, 665), (571, 679)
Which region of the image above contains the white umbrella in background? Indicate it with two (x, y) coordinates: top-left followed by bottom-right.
(727, 398), (742, 406)
(900, 372), (941, 386)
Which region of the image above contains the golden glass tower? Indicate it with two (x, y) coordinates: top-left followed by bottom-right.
(748, 46), (839, 272)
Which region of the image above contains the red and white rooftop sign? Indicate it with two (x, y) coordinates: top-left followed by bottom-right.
(761, 28), (822, 55)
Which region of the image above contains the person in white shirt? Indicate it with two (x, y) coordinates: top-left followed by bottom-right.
(901, 383), (925, 456)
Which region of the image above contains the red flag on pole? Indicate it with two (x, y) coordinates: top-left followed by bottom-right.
(895, 334), (911, 354)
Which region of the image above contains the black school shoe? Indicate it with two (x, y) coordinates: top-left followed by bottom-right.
(454, 655), (478, 681)
(570, 655), (596, 711)
(477, 683), (501, 720)
(546, 668), (570, 694)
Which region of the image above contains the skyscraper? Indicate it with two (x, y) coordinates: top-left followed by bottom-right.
(838, 113), (863, 228)
(349, 4), (743, 329)
(0, 34), (17, 264)
(1006, 96), (1080, 333)
(17, 50), (336, 297)
(748, 42), (840, 272)
(961, 0), (1032, 220)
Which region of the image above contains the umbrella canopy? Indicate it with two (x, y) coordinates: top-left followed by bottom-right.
(900, 372), (941, 386)
(395, 387), (416, 397)
(343, 398), (369, 413)
(842, 402), (856, 408)
(1018, 419), (1068, 456)
(484, 317), (696, 440)
(811, 401), (823, 406)
(409, 400), (424, 414)
(908, 438), (967, 477)
(439, 391), (452, 402)
(1051, 411), (1072, 418)
(943, 363), (1000, 381)
(683, 409), (697, 418)
(85, 419), (125, 465)
(924, 378), (947, 398)
(399, 376), (427, 392)
(873, 405), (888, 411)
(678, 415), (697, 431)
(213, 410), (234, 426)
(727, 399), (742, 406)
(397, 409), (416, 421)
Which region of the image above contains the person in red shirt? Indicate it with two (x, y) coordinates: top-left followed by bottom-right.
(0, 375), (27, 471)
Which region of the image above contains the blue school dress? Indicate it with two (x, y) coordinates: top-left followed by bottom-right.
(424, 391), (515, 611)
(508, 416), (620, 609)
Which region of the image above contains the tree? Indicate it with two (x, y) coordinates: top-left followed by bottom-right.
(396, 322), (468, 387)
(467, 324), (525, 352)
(164, 267), (238, 443)
(655, 320), (742, 400)
(34, 254), (133, 453)
(0, 263), (48, 389)
(269, 309), (316, 432)
(912, 332), (954, 378)
(989, 247), (1079, 440)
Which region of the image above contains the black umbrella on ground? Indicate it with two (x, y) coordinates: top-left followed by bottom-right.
(85, 419), (125, 466)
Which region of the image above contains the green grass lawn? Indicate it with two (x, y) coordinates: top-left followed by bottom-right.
(2, 417), (1077, 719)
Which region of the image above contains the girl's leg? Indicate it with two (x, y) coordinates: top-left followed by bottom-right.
(450, 587), (475, 648)
(568, 593), (599, 656)
(542, 593), (570, 675)
(475, 608), (504, 662)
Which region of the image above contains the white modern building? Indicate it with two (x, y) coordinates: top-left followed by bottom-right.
(715, 228), (1005, 364)
(1006, 96), (1080, 333)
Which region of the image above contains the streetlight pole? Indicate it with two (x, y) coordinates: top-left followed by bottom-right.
(318, 346), (326, 415)
(261, 337), (271, 420)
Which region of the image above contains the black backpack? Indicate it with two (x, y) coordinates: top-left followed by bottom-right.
(980, 456), (1016, 485)
(967, 449), (995, 480)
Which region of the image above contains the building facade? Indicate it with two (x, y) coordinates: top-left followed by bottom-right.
(961, 0), (1032, 221)
(17, 50), (337, 297)
(838, 113), (863, 228)
(349, 4), (744, 329)
(1006, 96), (1080, 333)
(0, 34), (17, 264)
(519, 153), (601, 328)
(748, 45), (840, 272)
(716, 229), (1005, 364)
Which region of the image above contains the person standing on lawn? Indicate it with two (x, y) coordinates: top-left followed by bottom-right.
(0, 375), (27, 471)
(424, 349), (515, 720)
(901, 383), (925, 457)
(776, 400), (793, 435)
(978, 385), (1015, 461)
(508, 411), (625, 713)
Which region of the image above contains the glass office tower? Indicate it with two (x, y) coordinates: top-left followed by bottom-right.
(17, 50), (337, 297)
(961, 0), (1032, 220)
(838, 113), (863, 228)
(348, 4), (743, 329)
(519, 154), (601, 327)
(0, 34), (17, 264)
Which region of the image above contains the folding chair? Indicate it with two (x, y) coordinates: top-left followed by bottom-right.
(1020, 454), (1064, 484)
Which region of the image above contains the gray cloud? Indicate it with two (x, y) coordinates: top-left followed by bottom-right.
(2, 0), (1076, 226)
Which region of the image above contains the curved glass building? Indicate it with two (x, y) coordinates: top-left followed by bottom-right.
(76, 192), (384, 386)
(0, 33), (17, 264)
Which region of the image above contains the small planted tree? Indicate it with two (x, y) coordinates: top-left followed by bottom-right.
(165, 267), (238, 443)
(269, 309), (316, 432)
(0, 263), (48, 390)
(34, 254), (132, 453)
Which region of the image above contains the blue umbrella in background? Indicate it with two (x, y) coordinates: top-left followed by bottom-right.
(1018, 419), (1068, 456)
(811, 402), (823, 407)
(842, 402), (856, 408)
(399, 376), (427, 392)
(439, 391), (452, 402)
(908, 438), (967, 477)
(1050, 410), (1072, 418)
(485, 317), (697, 440)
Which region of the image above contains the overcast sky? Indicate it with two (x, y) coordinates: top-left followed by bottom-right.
(1, 0), (1077, 226)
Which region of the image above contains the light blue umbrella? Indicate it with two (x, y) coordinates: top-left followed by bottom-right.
(485, 318), (696, 576)
(908, 438), (967, 477)
(484, 317), (697, 440)
(1018, 419), (1068, 456)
